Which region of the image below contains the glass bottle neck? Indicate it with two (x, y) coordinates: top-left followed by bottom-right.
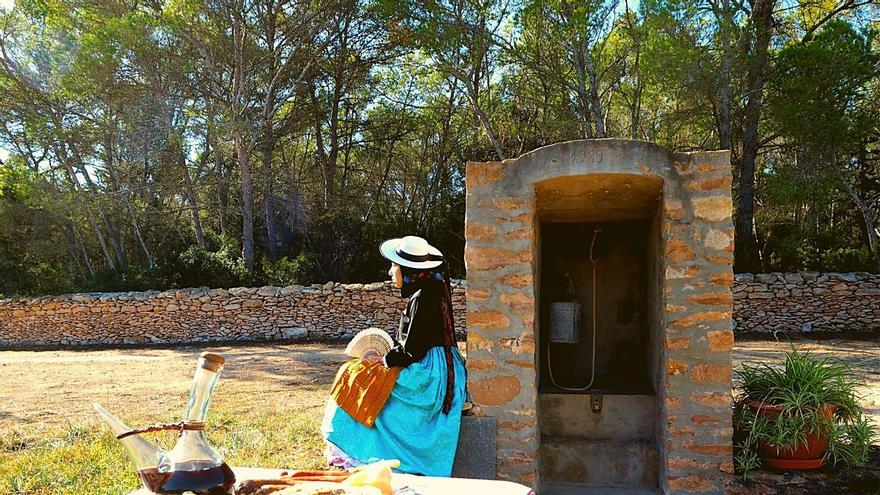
(184, 361), (222, 423)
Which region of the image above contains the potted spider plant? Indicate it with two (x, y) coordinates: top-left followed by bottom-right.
(733, 346), (875, 477)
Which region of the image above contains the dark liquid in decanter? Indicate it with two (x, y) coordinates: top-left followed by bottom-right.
(138, 460), (235, 494)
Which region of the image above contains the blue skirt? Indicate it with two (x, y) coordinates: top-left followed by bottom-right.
(321, 346), (467, 477)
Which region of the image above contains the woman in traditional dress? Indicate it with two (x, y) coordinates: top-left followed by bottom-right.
(321, 236), (467, 477)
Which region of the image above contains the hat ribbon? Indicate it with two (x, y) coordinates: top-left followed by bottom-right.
(396, 248), (444, 263)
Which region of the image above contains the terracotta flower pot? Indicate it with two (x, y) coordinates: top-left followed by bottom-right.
(748, 401), (836, 470)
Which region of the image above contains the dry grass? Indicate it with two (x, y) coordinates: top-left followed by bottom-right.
(0, 343), (348, 495)
(0, 400), (328, 494)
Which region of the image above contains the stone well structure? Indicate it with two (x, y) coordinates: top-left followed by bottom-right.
(464, 139), (734, 494)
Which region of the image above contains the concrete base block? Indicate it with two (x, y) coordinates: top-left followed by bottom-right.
(539, 394), (655, 440)
(452, 416), (497, 479)
(540, 437), (658, 489)
(540, 482), (659, 495)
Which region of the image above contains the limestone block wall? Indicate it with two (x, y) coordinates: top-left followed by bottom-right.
(2, 272), (875, 349)
(734, 272), (880, 334)
(0, 281), (466, 347)
(2, 271), (877, 349)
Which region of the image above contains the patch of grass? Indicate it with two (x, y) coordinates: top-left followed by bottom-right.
(0, 402), (327, 495)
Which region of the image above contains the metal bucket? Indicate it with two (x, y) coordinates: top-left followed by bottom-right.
(549, 302), (581, 344)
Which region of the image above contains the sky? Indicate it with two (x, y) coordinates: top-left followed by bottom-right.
(0, 0), (10, 161)
(0, 0), (10, 162)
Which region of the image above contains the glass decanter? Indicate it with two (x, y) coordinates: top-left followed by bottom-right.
(95, 352), (235, 494)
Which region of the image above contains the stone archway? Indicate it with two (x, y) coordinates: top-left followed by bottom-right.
(464, 139), (734, 494)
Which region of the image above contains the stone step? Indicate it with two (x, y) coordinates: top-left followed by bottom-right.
(540, 437), (659, 489)
(539, 482), (660, 495)
(538, 394), (655, 440)
(453, 416), (497, 479)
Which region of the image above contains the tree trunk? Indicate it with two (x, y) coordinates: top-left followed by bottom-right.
(101, 211), (127, 270)
(466, 83), (507, 160)
(62, 221), (85, 275)
(125, 195), (154, 268)
(840, 175), (880, 273)
(216, 146), (229, 236)
(582, 41), (606, 138)
(263, 140), (278, 260)
(181, 145), (206, 247)
(364, 138), (397, 225)
(72, 144), (127, 270)
(310, 81), (332, 208)
(718, 0), (732, 151)
(734, 0), (774, 273)
(261, 0), (279, 261)
(232, 12), (255, 272)
(74, 225), (95, 276)
(630, 37), (642, 140)
(327, 71), (342, 204)
(709, 0), (745, 150)
(90, 215), (116, 271)
(106, 130), (151, 267)
(56, 144), (117, 271)
(236, 134), (255, 273)
(205, 109), (228, 236)
(573, 50), (596, 139)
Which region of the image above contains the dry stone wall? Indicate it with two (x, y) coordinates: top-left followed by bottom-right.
(1, 272), (877, 348)
(733, 272), (880, 334)
(0, 281), (466, 348)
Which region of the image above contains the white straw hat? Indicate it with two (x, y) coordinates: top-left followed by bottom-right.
(379, 235), (444, 270)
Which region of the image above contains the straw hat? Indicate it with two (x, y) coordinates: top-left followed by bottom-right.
(379, 236), (444, 270)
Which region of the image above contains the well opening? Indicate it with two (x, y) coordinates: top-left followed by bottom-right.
(538, 219), (657, 394)
(535, 174), (663, 492)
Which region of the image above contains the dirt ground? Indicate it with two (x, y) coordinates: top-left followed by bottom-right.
(0, 343), (348, 431)
(0, 339), (878, 431)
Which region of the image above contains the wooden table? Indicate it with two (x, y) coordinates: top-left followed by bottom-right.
(128, 466), (535, 495)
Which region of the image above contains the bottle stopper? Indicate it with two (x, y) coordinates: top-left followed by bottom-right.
(199, 352), (225, 371)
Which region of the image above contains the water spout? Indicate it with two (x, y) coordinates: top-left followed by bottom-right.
(93, 402), (169, 471)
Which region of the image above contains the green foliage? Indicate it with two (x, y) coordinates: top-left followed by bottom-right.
(0, 158), (80, 296)
(159, 246), (251, 289)
(826, 412), (876, 467)
(757, 153), (878, 272)
(733, 347), (876, 478)
(736, 347), (862, 415)
(770, 21), (878, 152)
(0, 158), (34, 202)
(78, 267), (160, 293)
(0, 0), (879, 295)
(762, 225), (874, 272)
(261, 252), (319, 287)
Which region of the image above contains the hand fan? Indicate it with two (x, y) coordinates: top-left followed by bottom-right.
(345, 328), (394, 359)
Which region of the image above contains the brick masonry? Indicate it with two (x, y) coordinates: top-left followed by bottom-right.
(0, 281), (466, 348)
(465, 139), (734, 493)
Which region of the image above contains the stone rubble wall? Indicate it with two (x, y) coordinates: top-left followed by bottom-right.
(0, 280), (466, 348)
(733, 272), (880, 334)
(1, 272), (877, 348)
